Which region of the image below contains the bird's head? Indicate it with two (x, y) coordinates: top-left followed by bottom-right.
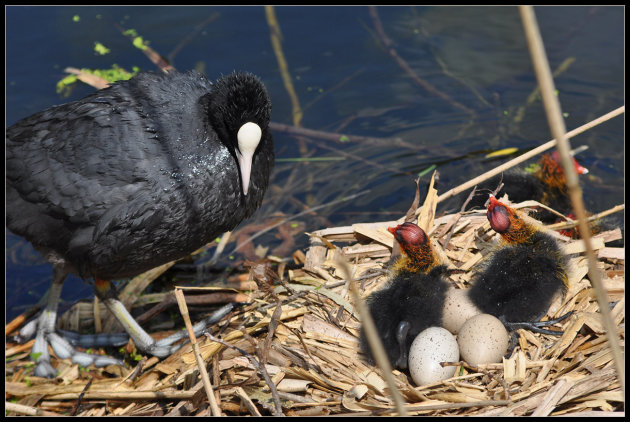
(539, 151), (588, 191)
(487, 195), (536, 244)
(206, 72), (273, 196)
(388, 222), (437, 273)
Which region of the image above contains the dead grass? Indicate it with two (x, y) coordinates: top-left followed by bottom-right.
(5, 195), (624, 416)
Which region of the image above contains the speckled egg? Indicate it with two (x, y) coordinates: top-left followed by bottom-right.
(442, 287), (482, 334)
(408, 327), (459, 386)
(457, 313), (509, 366)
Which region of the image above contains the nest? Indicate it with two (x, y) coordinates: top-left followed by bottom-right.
(5, 194), (624, 416)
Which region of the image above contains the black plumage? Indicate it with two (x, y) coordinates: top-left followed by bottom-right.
(468, 196), (568, 325)
(7, 70), (273, 280)
(360, 223), (450, 369)
(361, 265), (450, 369)
(466, 152), (588, 221)
(6, 70), (274, 376)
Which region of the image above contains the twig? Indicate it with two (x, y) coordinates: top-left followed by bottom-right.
(437, 106), (625, 204)
(212, 353), (221, 406)
(441, 360), (511, 401)
(404, 177), (422, 223)
(4, 402), (61, 417)
(114, 356), (147, 388)
(443, 186), (477, 249)
(70, 377), (93, 416)
(63, 67), (110, 90)
(206, 333), (283, 416)
(545, 204), (625, 231)
(519, 5), (624, 396)
(368, 6), (474, 116)
(174, 289), (222, 416)
(167, 13), (219, 63)
(227, 189), (371, 256)
(265, 3), (311, 176)
(347, 398), (512, 416)
(275, 321), (319, 370)
(402, 399), (512, 413)
(209, 231), (232, 267)
(249, 262), (283, 369)
(268, 121), (416, 150)
(335, 255), (408, 416)
(225, 386), (262, 416)
(113, 23), (174, 73)
(5, 306), (40, 336)
(134, 290), (248, 325)
(48, 391), (196, 400)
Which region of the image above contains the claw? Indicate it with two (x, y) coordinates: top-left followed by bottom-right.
(501, 311), (574, 336)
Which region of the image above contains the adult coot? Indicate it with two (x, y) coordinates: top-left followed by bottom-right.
(6, 70), (274, 377)
(360, 223), (450, 369)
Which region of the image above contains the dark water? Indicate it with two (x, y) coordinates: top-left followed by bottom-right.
(5, 6), (624, 320)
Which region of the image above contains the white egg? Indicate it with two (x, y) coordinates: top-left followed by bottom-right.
(442, 287), (482, 334)
(408, 327), (459, 386)
(458, 313), (509, 366)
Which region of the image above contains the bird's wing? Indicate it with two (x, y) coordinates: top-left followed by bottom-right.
(6, 86), (172, 227)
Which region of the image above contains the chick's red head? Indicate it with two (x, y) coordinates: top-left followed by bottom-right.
(388, 222), (429, 247)
(549, 150), (589, 175)
(388, 222), (437, 272)
(487, 195), (512, 234)
(487, 195), (536, 244)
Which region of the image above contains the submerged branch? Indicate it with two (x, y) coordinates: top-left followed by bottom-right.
(368, 6), (474, 117)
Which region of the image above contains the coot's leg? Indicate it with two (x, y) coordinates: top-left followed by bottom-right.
(27, 265), (67, 378)
(47, 332), (124, 369)
(58, 330), (129, 348)
(18, 273), (235, 377)
(19, 265), (123, 378)
(94, 278), (235, 357)
(61, 302), (234, 350)
(151, 302), (235, 348)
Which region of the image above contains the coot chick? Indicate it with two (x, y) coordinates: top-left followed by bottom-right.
(360, 223), (450, 369)
(468, 196), (568, 330)
(6, 70), (274, 377)
(467, 151), (588, 220)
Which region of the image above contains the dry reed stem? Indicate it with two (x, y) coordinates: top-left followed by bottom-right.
(174, 289), (221, 416)
(228, 189), (371, 256)
(265, 6), (303, 127)
(335, 255), (407, 416)
(519, 5), (624, 397)
(5, 197), (623, 415)
(545, 204), (625, 231)
(436, 106), (625, 205)
(5, 402), (62, 417)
